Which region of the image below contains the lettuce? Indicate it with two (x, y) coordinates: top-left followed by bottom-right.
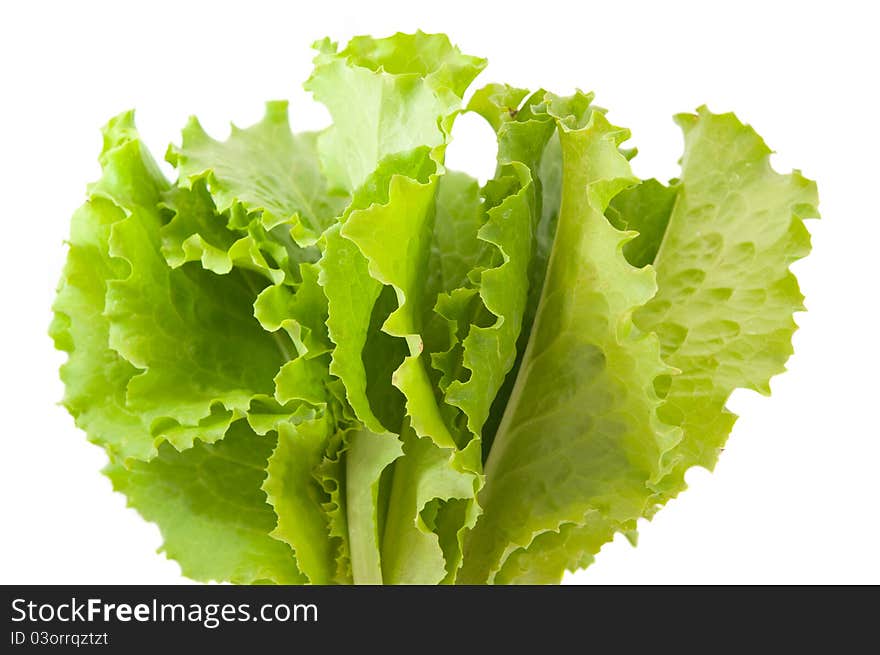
(51, 31), (818, 584)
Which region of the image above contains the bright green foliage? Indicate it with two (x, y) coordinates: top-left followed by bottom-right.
(105, 420), (306, 584)
(460, 97), (677, 583)
(634, 108), (818, 501)
(52, 32), (817, 584)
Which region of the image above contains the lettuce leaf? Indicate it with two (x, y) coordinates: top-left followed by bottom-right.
(106, 420), (306, 584)
(634, 108), (818, 502)
(459, 94), (678, 583)
(52, 32), (817, 584)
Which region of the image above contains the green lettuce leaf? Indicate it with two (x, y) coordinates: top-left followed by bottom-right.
(49, 165), (152, 461)
(381, 425), (481, 584)
(106, 420), (305, 584)
(105, 190), (284, 431)
(167, 100), (345, 250)
(345, 429), (404, 584)
(306, 32), (485, 193)
(440, 85), (557, 442)
(459, 94), (678, 584)
(52, 112), (286, 462)
(262, 413), (336, 584)
(634, 107), (818, 499)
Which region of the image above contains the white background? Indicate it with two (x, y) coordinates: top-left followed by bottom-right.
(1, 0), (877, 584)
